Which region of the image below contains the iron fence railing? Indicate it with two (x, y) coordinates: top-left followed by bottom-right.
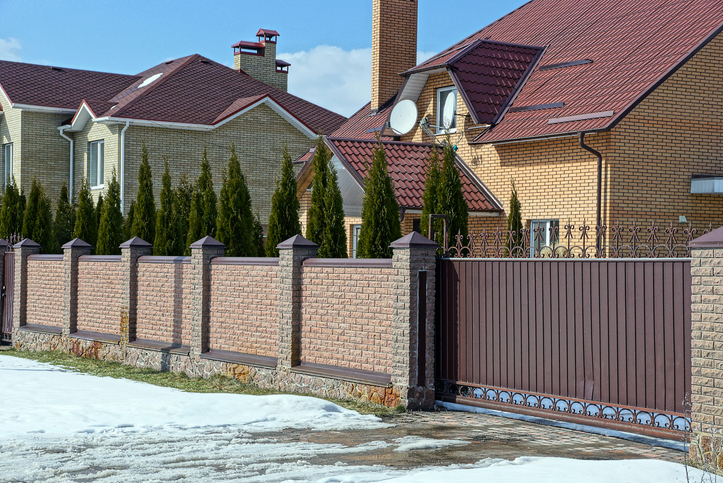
(436, 219), (716, 259)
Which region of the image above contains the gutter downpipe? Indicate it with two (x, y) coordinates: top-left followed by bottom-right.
(120, 121), (130, 212)
(578, 131), (603, 249)
(58, 126), (74, 199)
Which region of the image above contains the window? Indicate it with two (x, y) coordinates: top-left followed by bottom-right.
(436, 86), (457, 133)
(89, 140), (104, 188)
(530, 219), (559, 257)
(352, 224), (362, 258)
(3, 143), (12, 188)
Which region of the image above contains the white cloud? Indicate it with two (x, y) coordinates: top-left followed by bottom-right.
(279, 47), (439, 118)
(0, 38), (22, 62)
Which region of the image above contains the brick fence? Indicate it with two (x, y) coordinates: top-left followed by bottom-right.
(8, 232), (438, 409)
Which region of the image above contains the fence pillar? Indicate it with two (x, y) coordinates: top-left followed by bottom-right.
(0, 239), (6, 322)
(190, 236), (225, 357)
(61, 239), (92, 336)
(391, 232), (438, 409)
(12, 239), (41, 332)
(277, 235), (318, 370)
(689, 226), (723, 466)
(120, 237), (152, 346)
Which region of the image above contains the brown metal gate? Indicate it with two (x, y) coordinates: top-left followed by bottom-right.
(1, 252), (14, 342)
(436, 257), (691, 439)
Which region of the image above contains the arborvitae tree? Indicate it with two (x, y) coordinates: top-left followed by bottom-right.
(73, 178), (97, 246)
(305, 136), (330, 245)
(172, 175), (193, 256)
(123, 201), (136, 241)
(186, 147), (217, 252)
(506, 180), (523, 256)
(253, 214), (265, 256)
(22, 178), (53, 249)
(52, 184), (75, 252)
(131, 143), (156, 243)
(153, 160), (174, 256)
(420, 146), (441, 239)
(266, 146), (301, 256)
(96, 169), (124, 255)
(216, 144), (255, 256)
(95, 194), (104, 231)
(357, 142), (401, 258)
(0, 177), (23, 238)
(436, 143), (468, 246)
(319, 161), (347, 258)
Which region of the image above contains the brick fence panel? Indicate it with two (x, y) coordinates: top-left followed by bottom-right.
(208, 264), (279, 357)
(136, 261), (192, 345)
(26, 259), (64, 327)
(77, 261), (122, 334)
(300, 266), (394, 373)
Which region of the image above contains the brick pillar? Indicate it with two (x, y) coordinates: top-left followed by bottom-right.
(390, 232), (437, 409)
(277, 235), (318, 370)
(689, 226), (723, 466)
(12, 239), (41, 332)
(61, 239), (92, 336)
(0, 239), (6, 317)
(190, 236), (225, 357)
(120, 237), (152, 346)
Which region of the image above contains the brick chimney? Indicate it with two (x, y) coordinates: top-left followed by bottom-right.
(371, 0), (418, 112)
(233, 29), (289, 92)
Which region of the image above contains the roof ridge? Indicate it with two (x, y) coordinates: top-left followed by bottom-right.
(109, 54), (200, 119)
(328, 136), (433, 147)
(0, 59), (140, 79)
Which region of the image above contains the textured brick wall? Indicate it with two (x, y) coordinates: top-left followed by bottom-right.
(300, 265), (394, 373)
(208, 263), (279, 357)
(0, 95), (22, 189)
(136, 261), (192, 345)
(26, 259), (64, 327)
(71, 122), (120, 204)
(77, 261), (122, 334)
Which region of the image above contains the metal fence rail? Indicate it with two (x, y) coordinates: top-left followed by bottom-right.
(436, 257), (692, 438)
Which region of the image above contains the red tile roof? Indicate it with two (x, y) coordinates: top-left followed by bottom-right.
(330, 96), (396, 140)
(0, 60), (139, 110)
(410, 0), (723, 143)
(326, 137), (501, 212)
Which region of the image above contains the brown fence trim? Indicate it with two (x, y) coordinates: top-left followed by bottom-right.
(79, 255), (122, 262)
(128, 338), (190, 355)
(302, 258), (393, 268)
(27, 254), (63, 261)
(18, 324), (62, 335)
(210, 257), (279, 266)
(69, 330), (121, 343)
(137, 256), (191, 264)
(201, 348), (278, 368)
(293, 361), (392, 387)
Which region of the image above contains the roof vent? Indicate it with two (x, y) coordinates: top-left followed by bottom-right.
(165, 60), (174, 65)
(539, 59), (592, 71)
(200, 60), (210, 64)
(51, 67), (63, 72)
(138, 73), (162, 89)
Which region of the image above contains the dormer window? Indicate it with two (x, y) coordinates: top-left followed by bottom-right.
(436, 86), (457, 133)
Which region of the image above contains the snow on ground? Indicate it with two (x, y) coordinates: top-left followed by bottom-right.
(0, 354), (716, 483)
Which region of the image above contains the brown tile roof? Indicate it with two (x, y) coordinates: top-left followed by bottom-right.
(326, 137), (501, 212)
(0, 55), (346, 135)
(411, 0), (723, 143)
(330, 96), (396, 140)
(0, 60), (139, 110)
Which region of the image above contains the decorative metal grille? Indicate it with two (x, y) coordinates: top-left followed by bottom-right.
(438, 220), (715, 259)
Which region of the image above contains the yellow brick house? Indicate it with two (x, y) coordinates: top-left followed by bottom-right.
(0, 29), (345, 223)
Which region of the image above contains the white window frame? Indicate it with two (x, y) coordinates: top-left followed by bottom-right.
(436, 86), (458, 134)
(3, 143), (12, 189)
(530, 219), (560, 257)
(89, 140), (104, 189)
(352, 224), (362, 258)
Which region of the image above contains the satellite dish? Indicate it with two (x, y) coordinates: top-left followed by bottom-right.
(389, 99), (418, 136)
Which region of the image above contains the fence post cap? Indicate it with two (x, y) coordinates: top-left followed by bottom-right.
(14, 238), (40, 249)
(189, 235), (225, 249)
(390, 232), (438, 249)
(277, 234), (318, 249)
(119, 237), (152, 249)
(689, 226), (723, 248)
(61, 238), (91, 249)
(0, 239), (7, 248)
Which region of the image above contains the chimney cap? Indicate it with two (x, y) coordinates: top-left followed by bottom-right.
(232, 40), (265, 50)
(257, 29), (280, 37)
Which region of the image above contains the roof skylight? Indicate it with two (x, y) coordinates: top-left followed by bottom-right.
(138, 73), (162, 88)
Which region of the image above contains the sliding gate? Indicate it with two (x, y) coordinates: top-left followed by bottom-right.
(435, 257), (691, 439)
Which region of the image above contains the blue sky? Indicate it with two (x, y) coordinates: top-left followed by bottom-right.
(0, 0), (528, 116)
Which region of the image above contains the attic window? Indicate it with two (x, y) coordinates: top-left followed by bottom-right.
(436, 86), (457, 133)
(138, 73), (162, 88)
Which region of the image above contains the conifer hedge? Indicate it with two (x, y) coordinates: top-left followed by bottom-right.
(216, 144), (255, 256)
(265, 146), (301, 256)
(96, 169), (124, 255)
(131, 143), (156, 244)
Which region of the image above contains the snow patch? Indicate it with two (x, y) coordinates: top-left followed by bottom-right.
(393, 435), (468, 452)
